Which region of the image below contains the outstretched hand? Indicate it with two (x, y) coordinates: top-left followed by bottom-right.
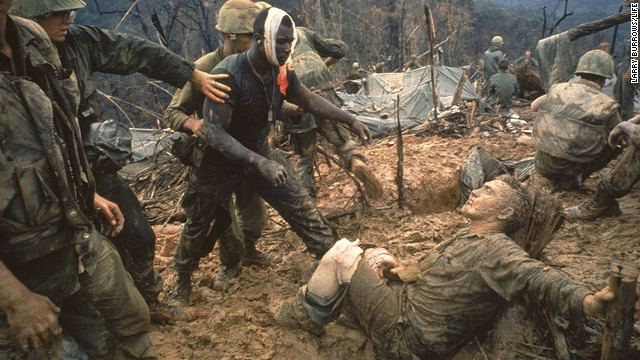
(94, 193), (124, 237)
(608, 121), (639, 148)
(582, 285), (640, 320)
(190, 69), (231, 104)
(349, 120), (372, 145)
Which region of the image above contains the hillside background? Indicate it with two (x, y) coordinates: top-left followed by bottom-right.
(73, 0), (627, 128)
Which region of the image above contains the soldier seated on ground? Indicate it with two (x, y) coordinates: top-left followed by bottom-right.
(486, 58), (519, 115)
(531, 49), (621, 191)
(277, 176), (640, 360)
(566, 116), (640, 220)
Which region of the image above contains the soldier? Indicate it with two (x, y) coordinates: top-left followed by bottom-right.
(192, 6), (372, 300)
(0, 1), (153, 358)
(277, 176), (639, 359)
(566, 117), (640, 220)
(513, 50), (539, 74)
(281, 26), (383, 199)
(483, 35), (504, 91)
(165, 0), (274, 304)
(531, 50), (621, 191)
(10, 0), (230, 321)
(486, 58), (519, 113)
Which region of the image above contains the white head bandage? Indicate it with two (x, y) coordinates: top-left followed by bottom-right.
(262, 7), (297, 67)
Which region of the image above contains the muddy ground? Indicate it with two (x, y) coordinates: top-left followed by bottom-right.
(145, 106), (640, 359)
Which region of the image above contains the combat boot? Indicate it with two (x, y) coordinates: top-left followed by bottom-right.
(243, 242), (275, 266)
(169, 272), (192, 306)
(350, 158), (384, 199)
(565, 189), (621, 221)
(211, 265), (239, 291)
(275, 286), (324, 336)
(148, 298), (184, 325)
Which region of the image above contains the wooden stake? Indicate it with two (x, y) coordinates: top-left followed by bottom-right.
(424, 4), (438, 123)
(452, 72), (467, 106)
(601, 259), (639, 360)
(395, 95), (404, 209)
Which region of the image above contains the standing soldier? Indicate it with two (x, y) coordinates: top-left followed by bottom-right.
(281, 26), (383, 199)
(164, 0), (275, 305)
(483, 35), (504, 92)
(10, 0), (229, 322)
(514, 50), (539, 74)
(1, 0), (153, 358)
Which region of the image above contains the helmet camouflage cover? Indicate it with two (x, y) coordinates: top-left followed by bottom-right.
(491, 35), (504, 46)
(575, 49), (614, 79)
(10, 0), (86, 19)
(216, 0), (261, 34)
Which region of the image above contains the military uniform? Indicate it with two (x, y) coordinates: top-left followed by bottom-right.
(164, 46), (266, 274)
(0, 16), (150, 359)
(486, 71), (519, 111)
(282, 27), (363, 196)
(514, 56), (540, 73)
(533, 79), (621, 189)
(190, 52), (335, 262)
(294, 231), (590, 359)
(55, 24), (198, 303)
(483, 46), (503, 85)
(597, 126), (640, 200)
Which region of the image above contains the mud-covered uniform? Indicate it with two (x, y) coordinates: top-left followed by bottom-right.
(281, 27), (362, 195)
(164, 47), (265, 271)
(533, 79), (621, 190)
(486, 71), (519, 110)
(297, 231), (590, 359)
(56, 24), (197, 302)
(173, 53), (335, 271)
(597, 126), (640, 200)
(0, 16), (150, 359)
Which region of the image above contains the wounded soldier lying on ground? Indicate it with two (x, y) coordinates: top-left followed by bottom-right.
(276, 175), (640, 360)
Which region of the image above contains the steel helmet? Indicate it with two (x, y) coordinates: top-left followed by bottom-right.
(491, 35), (504, 46)
(10, 0), (86, 19)
(575, 49), (614, 79)
(215, 0), (260, 34)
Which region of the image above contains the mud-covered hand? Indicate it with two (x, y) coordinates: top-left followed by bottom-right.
(582, 285), (640, 319)
(364, 247), (403, 279)
(257, 158), (288, 187)
(190, 69), (231, 104)
(6, 290), (61, 353)
(608, 121), (639, 148)
(349, 119), (372, 145)
(94, 193), (124, 237)
(183, 117), (205, 138)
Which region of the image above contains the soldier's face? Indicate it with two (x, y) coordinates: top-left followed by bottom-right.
(461, 180), (512, 220)
(235, 33), (253, 53)
(37, 10), (76, 43)
(274, 23), (294, 66)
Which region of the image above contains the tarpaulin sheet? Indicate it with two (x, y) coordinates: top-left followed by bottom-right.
(338, 66), (477, 137)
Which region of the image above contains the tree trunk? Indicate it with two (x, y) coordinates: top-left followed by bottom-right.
(568, 10), (631, 41)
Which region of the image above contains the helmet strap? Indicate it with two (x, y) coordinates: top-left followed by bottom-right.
(230, 34), (238, 54)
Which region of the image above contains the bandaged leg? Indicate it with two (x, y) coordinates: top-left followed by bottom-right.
(307, 238), (363, 300)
